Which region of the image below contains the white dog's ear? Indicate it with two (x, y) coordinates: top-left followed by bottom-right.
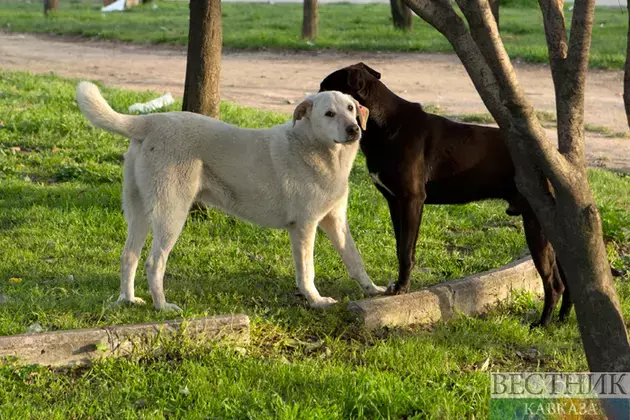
(353, 99), (369, 131)
(292, 99), (313, 127)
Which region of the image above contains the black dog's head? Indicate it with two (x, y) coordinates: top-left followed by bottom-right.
(319, 62), (381, 99)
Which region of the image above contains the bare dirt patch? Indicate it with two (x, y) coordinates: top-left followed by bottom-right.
(1, 32), (628, 171)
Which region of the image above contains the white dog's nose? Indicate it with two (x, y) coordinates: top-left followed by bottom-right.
(346, 125), (360, 136)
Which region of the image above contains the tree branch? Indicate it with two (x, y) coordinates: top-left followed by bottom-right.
(403, 0), (511, 128)
(538, 0), (584, 167)
(404, 0), (565, 215)
(538, 0), (567, 77)
(455, 0), (575, 194)
(408, 0), (630, 391)
(566, 0), (595, 86)
(557, 0), (594, 165)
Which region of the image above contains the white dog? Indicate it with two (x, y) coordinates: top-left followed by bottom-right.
(76, 82), (386, 311)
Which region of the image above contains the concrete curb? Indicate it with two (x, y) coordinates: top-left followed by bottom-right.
(348, 256), (543, 329)
(0, 314), (250, 367)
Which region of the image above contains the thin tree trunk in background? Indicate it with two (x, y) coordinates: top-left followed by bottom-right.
(302, 0), (318, 40)
(182, 0), (222, 119)
(624, 4), (630, 129)
(391, 0), (413, 31)
(489, 0), (500, 28)
(43, 0), (58, 16)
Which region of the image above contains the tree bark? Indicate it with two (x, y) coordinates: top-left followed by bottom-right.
(625, 4), (630, 130)
(391, 0), (413, 31)
(43, 0), (58, 16)
(182, 0), (222, 119)
(302, 0), (318, 40)
(403, 0), (630, 378)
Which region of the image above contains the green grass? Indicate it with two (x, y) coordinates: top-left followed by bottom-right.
(607, 131), (630, 138)
(585, 123), (614, 135)
(0, 0), (628, 69)
(0, 70), (629, 418)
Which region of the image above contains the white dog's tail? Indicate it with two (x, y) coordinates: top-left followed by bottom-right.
(76, 81), (143, 139)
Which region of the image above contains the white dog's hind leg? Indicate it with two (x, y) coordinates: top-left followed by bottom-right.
(145, 202), (191, 312)
(118, 209), (150, 305)
(319, 202), (387, 296)
(289, 223), (337, 308)
(118, 160), (149, 305)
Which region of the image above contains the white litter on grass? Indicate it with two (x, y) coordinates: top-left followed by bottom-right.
(101, 0), (125, 12)
(128, 93), (175, 113)
(27, 323), (44, 334)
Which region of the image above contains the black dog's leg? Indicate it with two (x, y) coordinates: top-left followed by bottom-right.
(557, 258), (573, 322)
(523, 211), (564, 328)
(386, 195), (402, 251)
(387, 195), (425, 294)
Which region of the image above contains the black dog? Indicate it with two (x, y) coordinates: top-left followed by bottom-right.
(320, 63), (570, 327)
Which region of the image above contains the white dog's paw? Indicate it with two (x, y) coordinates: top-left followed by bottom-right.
(155, 302), (183, 313)
(364, 285), (387, 296)
(309, 297), (338, 308)
(116, 295), (146, 305)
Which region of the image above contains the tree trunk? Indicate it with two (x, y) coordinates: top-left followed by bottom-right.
(625, 4), (630, 130)
(391, 0), (413, 31)
(302, 0), (318, 40)
(402, 0), (630, 381)
(489, 0), (499, 28)
(182, 0), (222, 119)
(43, 0), (58, 16)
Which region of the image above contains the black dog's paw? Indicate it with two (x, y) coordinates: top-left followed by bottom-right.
(558, 313), (570, 323)
(529, 321), (542, 330)
(529, 320), (549, 330)
(385, 282), (409, 296)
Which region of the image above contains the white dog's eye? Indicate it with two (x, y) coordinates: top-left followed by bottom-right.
(347, 105), (354, 112)
(325, 111), (335, 117)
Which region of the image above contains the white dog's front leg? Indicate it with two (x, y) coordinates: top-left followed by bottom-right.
(319, 204), (386, 296)
(289, 223), (338, 308)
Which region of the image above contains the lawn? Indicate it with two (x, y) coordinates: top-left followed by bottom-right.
(0, 0), (628, 69)
(0, 70), (629, 418)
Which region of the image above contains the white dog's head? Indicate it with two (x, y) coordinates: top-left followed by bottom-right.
(292, 91), (369, 145)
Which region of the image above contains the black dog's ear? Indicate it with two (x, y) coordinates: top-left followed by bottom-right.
(347, 67), (367, 92)
(357, 62), (381, 80)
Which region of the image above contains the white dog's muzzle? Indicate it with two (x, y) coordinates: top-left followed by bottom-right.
(336, 124), (361, 144)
